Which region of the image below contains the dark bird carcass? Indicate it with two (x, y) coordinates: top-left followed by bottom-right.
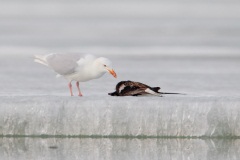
(108, 80), (184, 97)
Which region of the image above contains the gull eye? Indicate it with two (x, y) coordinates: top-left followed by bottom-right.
(103, 64), (107, 67)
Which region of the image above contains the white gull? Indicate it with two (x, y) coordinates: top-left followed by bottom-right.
(34, 53), (117, 96)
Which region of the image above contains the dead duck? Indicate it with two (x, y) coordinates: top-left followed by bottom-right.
(108, 80), (183, 97)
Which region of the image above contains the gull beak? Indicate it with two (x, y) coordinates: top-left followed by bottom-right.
(107, 68), (117, 78)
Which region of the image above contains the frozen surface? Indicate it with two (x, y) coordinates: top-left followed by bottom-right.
(0, 54), (240, 137)
(1, 54), (240, 97)
(1, 96), (240, 137)
(1, 138), (240, 160)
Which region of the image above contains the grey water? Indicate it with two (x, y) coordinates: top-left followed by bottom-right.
(1, 138), (240, 160)
(1, 0), (240, 159)
(0, 0), (240, 50)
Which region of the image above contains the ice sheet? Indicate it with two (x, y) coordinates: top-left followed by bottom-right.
(0, 54), (240, 97)
(1, 95), (240, 137)
(0, 54), (240, 137)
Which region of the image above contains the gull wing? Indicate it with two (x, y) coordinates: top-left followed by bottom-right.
(44, 53), (81, 75)
(42, 53), (96, 76)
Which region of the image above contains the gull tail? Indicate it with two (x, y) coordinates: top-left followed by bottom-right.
(56, 74), (62, 78)
(34, 54), (48, 66)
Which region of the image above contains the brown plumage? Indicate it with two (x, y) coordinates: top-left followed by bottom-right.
(109, 80), (184, 96)
(108, 80), (161, 96)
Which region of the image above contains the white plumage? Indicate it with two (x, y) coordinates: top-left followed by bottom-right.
(34, 53), (117, 96)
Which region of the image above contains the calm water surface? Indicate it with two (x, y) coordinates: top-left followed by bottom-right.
(1, 138), (240, 160)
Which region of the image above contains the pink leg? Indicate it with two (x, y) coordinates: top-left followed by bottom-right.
(68, 82), (74, 96)
(76, 82), (83, 96)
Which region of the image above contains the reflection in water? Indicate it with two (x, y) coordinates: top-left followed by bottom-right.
(0, 138), (239, 160)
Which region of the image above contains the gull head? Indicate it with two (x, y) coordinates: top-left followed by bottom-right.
(95, 57), (117, 78)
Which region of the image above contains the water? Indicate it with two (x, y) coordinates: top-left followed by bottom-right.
(1, 0), (240, 159)
(0, 0), (240, 49)
(1, 138), (240, 160)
